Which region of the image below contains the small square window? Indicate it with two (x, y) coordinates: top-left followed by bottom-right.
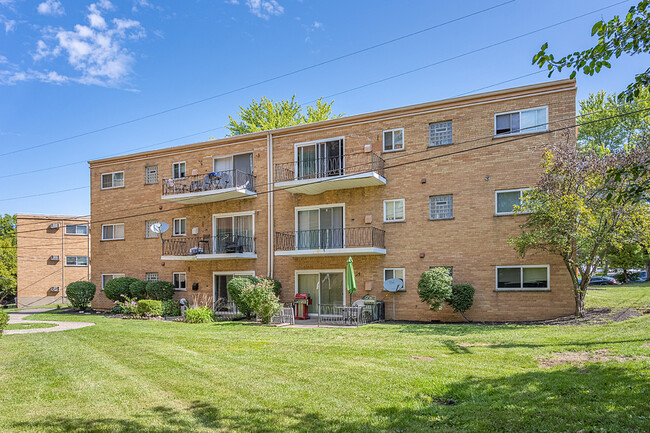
(384, 268), (405, 290)
(429, 194), (453, 220)
(173, 218), (186, 236)
(383, 128), (404, 152)
(383, 199), (405, 222)
(429, 121), (453, 147)
(173, 272), (186, 290)
(172, 162), (186, 179)
(145, 166), (158, 184)
(101, 273), (125, 290)
(145, 272), (158, 282)
(145, 220), (158, 238)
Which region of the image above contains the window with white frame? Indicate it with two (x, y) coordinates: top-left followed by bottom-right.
(101, 223), (124, 240)
(145, 272), (158, 282)
(496, 265), (549, 290)
(429, 121), (453, 146)
(65, 224), (88, 235)
(383, 199), (405, 222)
(101, 273), (125, 290)
(495, 107), (547, 135)
(101, 171), (124, 189)
(384, 268), (405, 290)
(495, 188), (530, 215)
(172, 162), (186, 179)
(173, 218), (186, 236)
(145, 166), (158, 184)
(173, 272), (186, 290)
(383, 128), (404, 152)
(65, 256), (88, 266)
(145, 220), (158, 238)
(429, 194), (453, 220)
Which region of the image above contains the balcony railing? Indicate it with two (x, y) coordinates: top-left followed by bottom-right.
(275, 227), (385, 251)
(162, 233), (255, 256)
(275, 152), (385, 183)
(162, 169), (255, 197)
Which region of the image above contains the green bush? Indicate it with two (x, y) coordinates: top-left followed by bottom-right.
(162, 300), (181, 317)
(448, 284), (475, 321)
(110, 304), (124, 314)
(104, 277), (139, 301)
(136, 300), (163, 317)
(114, 296), (138, 315)
(145, 281), (175, 301)
(184, 306), (214, 323)
(227, 276), (257, 318)
(66, 281), (97, 310)
(417, 267), (453, 311)
(0, 309), (8, 336)
(240, 279), (283, 324)
(260, 277), (282, 297)
(129, 280), (148, 299)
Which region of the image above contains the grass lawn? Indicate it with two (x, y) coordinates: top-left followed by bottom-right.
(1, 287), (649, 432)
(4, 322), (57, 331)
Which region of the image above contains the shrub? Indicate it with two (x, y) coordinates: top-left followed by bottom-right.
(114, 295), (138, 315)
(0, 309), (8, 336)
(145, 281), (175, 301)
(162, 300), (181, 317)
(110, 304), (124, 314)
(260, 277), (282, 297)
(136, 300), (163, 317)
(184, 306), (214, 323)
(417, 267), (453, 311)
(227, 276), (257, 318)
(104, 277), (140, 301)
(240, 279), (283, 324)
(129, 280), (148, 299)
(448, 284), (475, 322)
(66, 281), (96, 310)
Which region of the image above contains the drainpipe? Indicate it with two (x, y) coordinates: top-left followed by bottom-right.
(87, 220), (91, 282)
(267, 132), (274, 277)
(61, 219), (65, 304)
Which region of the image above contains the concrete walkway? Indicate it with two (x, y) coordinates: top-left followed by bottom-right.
(3, 308), (95, 335)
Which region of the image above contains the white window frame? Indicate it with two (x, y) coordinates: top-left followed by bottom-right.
(101, 223), (124, 241)
(145, 272), (158, 282)
(383, 268), (405, 290)
(145, 166), (158, 184)
(495, 265), (550, 291)
(429, 121), (453, 147)
(383, 199), (405, 223)
(495, 188), (532, 216)
(173, 272), (187, 291)
(294, 203), (345, 249)
(101, 171), (124, 190)
(294, 269), (347, 310)
(293, 136), (346, 180)
(494, 106), (548, 136)
(101, 273), (125, 290)
(173, 218), (186, 236)
(382, 128), (404, 153)
(172, 161), (186, 180)
(65, 224), (88, 235)
(65, 256), (88, 267)
(212, 211), (255, 249)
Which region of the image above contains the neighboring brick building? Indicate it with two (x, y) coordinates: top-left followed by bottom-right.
(16, 214), (90, 307)
(89, 79), (576, 321)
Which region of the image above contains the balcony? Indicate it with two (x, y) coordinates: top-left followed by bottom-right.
(274, 152), (386, 195)
(161, 234), (256, 260)
(161, 170), (256, 204)
(275, 227), (386, 256)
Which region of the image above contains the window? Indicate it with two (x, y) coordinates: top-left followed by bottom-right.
(213, 212), (254, 254)
(101, 171), (124, 189)
(429, 121), (453, 146)
(495, 107), (547, 135)
(145, 166), (158, 184)
(384, 268), (405, 290)
(101, 273), (125, 290)
(172, 162), (186, 179)
(495, 189), (530, 215)
(383, 128), (404, 152)
(145, 272), (158, 282)
(173, 218), (186, 236)
(65, 224), (88, 235)
(65, 256), (88, 266)
(295, 139), (343, 180)
(173, 272), (186, 290)
(296, 205), (344, 249)
(102, 223), (124, 240)
(496, 265), (549, 291)
(145, 220), (158, 238)
(429, 194), (453, 220)
(383, 199), (405, 222)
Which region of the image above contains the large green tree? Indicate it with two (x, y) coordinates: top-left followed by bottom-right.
(0, 214), (17, 304)
(225, 96), (342, 136)
(606, 242), (647, 283)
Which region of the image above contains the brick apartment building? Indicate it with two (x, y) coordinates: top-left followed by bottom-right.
(16, 214), (90, 307)
(88, 79), (576, 321)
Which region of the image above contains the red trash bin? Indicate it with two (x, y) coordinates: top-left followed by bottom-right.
(294, 294), (310, 320)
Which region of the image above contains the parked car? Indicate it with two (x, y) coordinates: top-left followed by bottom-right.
(630, 271), (648, 282)
(589, 276), (620, 286)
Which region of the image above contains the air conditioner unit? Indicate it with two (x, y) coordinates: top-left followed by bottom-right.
(50, 223), (60, 229)
(50, 255), (60, 261)
(50, 286), (60, 292)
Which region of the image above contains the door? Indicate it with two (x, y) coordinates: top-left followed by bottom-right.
(213, 273), (254, 304)
(322, 140), (343, 177)
(297, 271), (345, 314)
(319, 207), (343, 249)
(233, 153), (253, 187)
(297, 145), (317, 180)
(297, 209), (319, 249)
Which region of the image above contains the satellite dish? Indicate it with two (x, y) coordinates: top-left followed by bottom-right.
(383, 278), (404, 292)
(150, 222), (169, 234)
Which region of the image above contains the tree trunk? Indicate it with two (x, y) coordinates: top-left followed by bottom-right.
(646, 260), (650, 281)
(623, 269), (629, 284)
(574, 282), (588, 317)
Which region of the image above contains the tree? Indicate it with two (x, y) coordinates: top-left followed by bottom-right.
(533, 1), (650, 102)
(225, 95), (342, 136)
(417, 267), (453, 311)
(0, 214), (16, 304)
(510, 136), (650, 316)
(606, 242), (647, 283)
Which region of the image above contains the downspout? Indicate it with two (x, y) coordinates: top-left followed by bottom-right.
(267, 132), (274, 277)
(61, 219), (65, 304)
(87, 220), (91, 282)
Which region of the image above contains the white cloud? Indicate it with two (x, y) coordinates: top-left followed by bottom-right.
(37, 0), (65, 16)
(312, 21), (322, 29)
(245, 0), (283, 19)
(225, 0), (239, 4)
(0, 14), (15, 32)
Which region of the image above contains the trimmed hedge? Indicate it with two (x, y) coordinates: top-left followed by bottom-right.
(227, 276), (257, 318)
(104, 277), (140, 301)
(184, 306), (214, 323)
(66, 281), (97, 310)
(129, 280), (148, 299)
(136, 300), (163, 317)
(448, 284), (475, 321)
(145, 281), (175, 301)
(0, 309), (8, 336)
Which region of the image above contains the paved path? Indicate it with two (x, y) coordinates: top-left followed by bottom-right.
(3, 308), (95, 335)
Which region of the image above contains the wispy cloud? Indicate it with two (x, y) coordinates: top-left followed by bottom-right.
(0, 14), (15, 32)
(245, 0), (283, 19)
(37, 0), (65, 16)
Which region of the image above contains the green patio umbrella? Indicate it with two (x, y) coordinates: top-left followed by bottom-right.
(346, 256), (357, 305)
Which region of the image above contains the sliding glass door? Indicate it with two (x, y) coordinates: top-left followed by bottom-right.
(296, 206), (343, 250)
(296, 139), (343, 180)
(213, 214), (254, 253)
(297, 271), (345, 314)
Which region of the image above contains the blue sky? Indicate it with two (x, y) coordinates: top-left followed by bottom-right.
(0, 0), (647, 216)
